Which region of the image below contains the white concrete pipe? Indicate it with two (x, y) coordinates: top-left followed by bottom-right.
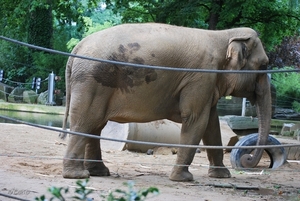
(100, 120), (181, 152)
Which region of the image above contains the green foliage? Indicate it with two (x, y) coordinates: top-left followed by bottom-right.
(90, 6), (122, 25)
(0, 0), (120, 88)
(28, 52), (66, 91)
(106, 0), (208, 28)
(73, 180), (94, 201)
(1, 0), (300, 94)
(35, 179), (93, 201)
(292, 101), (300, 112)
(66, 38), (81, 52)
(271, 67), (300, 112)
(35, 179), (159, 201)
(105, 181), (159, 201)
(0, 0), (101, 86)
(67, 19), (115, 51)
(0, 40), (32, 85)
(27, 4), (53, 48)
(105, 0), (300, 50)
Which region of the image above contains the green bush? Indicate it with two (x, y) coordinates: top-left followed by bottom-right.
(271, 67), (300, 112)
(35, 179), (159, 201)
(105, 181), (159, 201)
(292, 101), (300, 112)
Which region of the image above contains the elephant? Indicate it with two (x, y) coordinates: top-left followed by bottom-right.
(61, 23), (270, 181)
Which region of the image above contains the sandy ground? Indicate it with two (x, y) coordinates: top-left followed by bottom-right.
(0, 123), (300, 201)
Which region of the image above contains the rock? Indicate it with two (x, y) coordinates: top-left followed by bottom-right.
(280, 123), (300, 139)
(0, 83), (14, 101)
(285, 147), (300, 160)
(54, 92), (64, 106)
(37, 91), (48, 105)
(273, 108), (300, 121)
(23, 90), (38, 104)
(146, 149), (154, 155)
(8, 87), (26, 103)
(152, 147), (177, 155)
(274, 136), (300, 160)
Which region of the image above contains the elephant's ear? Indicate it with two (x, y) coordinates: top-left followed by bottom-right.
(225, 37), (252, 70)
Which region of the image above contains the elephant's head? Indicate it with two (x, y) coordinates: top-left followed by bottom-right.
(220, 29), (270, 168)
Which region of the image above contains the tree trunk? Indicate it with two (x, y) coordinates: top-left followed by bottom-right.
(208, 0), (224, 30)
(27, 2), (53, 49)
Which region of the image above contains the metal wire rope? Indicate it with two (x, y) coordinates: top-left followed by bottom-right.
(2, 152), (299, 173)
(1, 35), (300, 201)
(0, 115), (299, 150)
(1, 77), (48, 85)
(1, 35), (300, 74)
(0, 116), (299, 201)
(0, 192), (30, 201)
(1, 78), (32, 86)
(0, 89), (43, 97)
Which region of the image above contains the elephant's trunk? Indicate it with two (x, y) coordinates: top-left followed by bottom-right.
(241, 74), (271, 168)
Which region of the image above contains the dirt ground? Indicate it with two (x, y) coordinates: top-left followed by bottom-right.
(0, 123), (300, 201)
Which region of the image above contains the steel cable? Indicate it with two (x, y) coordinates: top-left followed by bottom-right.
(1, 35), (300, 74)
(0, 115), (299, 150)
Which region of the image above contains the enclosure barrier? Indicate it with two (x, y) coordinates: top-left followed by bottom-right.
(1, 115), (299, 150)
(1, 36), (300, 74)
(1, 35), (300, 201)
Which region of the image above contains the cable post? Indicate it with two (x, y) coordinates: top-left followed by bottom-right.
(46, 72), (56, 106)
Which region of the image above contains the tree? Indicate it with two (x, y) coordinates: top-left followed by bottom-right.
(0, 0), (99, 87)
(28, 1), (53, 49)
(1, 0), (299, 95)
(105, 0), (300, 50)
(272, 67), (300, 111)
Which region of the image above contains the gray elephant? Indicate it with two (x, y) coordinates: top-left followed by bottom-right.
(61, 23), (270, 181)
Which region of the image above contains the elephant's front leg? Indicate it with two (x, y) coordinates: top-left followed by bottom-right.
(202, 106), (231, 178)
(63, 135), (90, 179)
(169, 106), (211, 181)
(84, 138), (110, 176)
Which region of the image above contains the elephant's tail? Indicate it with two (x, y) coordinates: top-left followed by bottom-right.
(59, 56), (73, 140)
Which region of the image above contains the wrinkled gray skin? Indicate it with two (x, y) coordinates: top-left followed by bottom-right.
(61, 23), (270, 181)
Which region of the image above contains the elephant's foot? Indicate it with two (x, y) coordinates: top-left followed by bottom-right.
(63, 159), (90, 179)
(169, 166), (193, 181)
(85, 162), (110, 176)
(208, 166), (231, 178)
(63, 168), (90, 179)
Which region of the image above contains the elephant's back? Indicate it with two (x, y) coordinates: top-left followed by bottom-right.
(71, 23), (205, 71)
(73, 23), (198, 55)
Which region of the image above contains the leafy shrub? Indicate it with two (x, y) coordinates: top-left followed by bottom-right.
(35, 179), (159, 201)
(271, 67), (300, 112)
(105, 180), (159, 201)
(35, 179), (93, 201)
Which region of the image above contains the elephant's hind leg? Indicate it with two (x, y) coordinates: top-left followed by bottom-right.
(202, 106), (231, 178)
(63, 124), (110, 178)
(63, 134), (90, 179)
(63, 86), (113, 178)
(84, 127), (110, 176)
